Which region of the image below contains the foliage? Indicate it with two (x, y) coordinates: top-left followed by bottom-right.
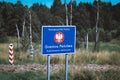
(0, 1), (120, 45)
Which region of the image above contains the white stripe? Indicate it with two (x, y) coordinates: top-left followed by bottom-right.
(9, 55), (14, 59)
(9, 50), (13, 54)
(9, 59), (14, 64)
(9, 45), (13, 49)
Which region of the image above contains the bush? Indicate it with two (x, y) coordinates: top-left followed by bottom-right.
(0, 37), (7, 43)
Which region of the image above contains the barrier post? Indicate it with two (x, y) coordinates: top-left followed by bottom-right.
(9, 43), (14, 65)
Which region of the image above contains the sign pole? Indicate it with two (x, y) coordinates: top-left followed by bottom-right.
(65, 0), (69, 79)
(47, 55), (50, 80)
(65, 54), (68, 80)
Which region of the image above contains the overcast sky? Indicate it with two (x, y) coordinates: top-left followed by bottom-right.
(0, 0), (120, 8)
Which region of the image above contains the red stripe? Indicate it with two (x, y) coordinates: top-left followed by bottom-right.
(9, 51), (14, 54)
(9, 54), (13, 56)
(9, 62), (12, 65)
(9, 57), (14, 60)
(9, 62), (13, 65)
(9, 50), (13, 53)
(9, 53), (14, 56)
(9, 48), (13, 51)
(9, 58), (13, 60)
(9, 53), (13, 56)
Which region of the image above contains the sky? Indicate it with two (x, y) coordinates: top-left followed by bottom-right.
(0, 0), (120, 8)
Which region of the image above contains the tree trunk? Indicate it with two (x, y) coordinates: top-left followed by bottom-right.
(29, 10), (34, 58)
(84, 33), (88, 50)
(70, 0), (72, 25)
(65, 0), (68, 25)
(16, 24), (20, 51)
(94, 0), (100, 52)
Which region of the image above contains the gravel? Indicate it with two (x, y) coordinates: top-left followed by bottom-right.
(0, 64), (120, 73)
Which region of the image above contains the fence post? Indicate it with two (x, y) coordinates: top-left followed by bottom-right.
(9, 43), (14, 65)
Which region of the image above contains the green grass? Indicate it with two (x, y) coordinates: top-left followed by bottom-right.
(0, 69), (120, 80)
(99, 42), (120, 52)
(88, 41), (120, 52)
(70, 50), (120, 65)
(0, 71), (46, 80)
(51, 69), (120, 80)
(14, 52), (47, 65)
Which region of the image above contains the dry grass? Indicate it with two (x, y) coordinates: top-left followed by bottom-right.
(0, 43), (9, 60)
(0, 43), (120, 65)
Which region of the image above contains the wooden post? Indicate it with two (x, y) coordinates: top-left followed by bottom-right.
(9, 43), (14, 65)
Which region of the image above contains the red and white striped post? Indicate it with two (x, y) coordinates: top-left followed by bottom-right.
(9, 43), (14, 65)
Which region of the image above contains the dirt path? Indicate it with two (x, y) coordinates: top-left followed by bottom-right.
(0, 64), (120, 73)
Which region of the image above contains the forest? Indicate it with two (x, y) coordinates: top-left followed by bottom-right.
(0, 0), (120, 45)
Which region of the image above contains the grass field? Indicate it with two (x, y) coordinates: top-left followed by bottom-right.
(0, 40), (120, 65)
(0, 37), (120, 80)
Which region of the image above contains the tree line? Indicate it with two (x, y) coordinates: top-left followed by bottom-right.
(0, 0), (120, 44)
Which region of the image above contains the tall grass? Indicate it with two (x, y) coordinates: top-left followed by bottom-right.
(0, 43), (10, 64)
(51, 69), (120, 80)
(0, 39), (120, 65)
(69, 49), (120, 65)
(1, 69), (119, 80)
(0, 48), (120, 65)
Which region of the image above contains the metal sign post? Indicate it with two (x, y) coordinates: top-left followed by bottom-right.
(47, 55), (50, 80)
(65, 54), (68, 80)
(65, 0), (69, 79)
(41, 26), (76, 80)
